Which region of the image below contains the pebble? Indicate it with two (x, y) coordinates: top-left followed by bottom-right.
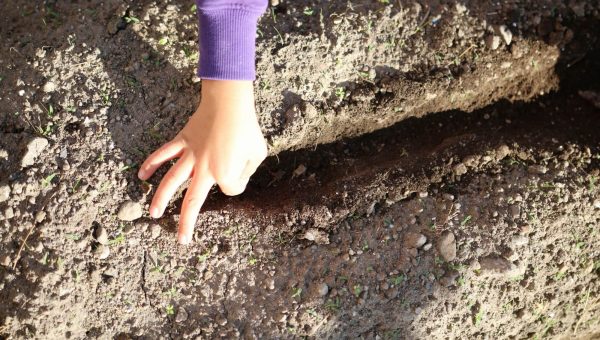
(0, 255), (11, 267)
(94, 245), (110, 260)
(150, 223), (161, 240)
(593, 199), (600, 209)
(453, 163), (468, 176)
(485, 35), (501, 50)
(437, 231), (456, 262)
(404, 232), (427, 249)
(43, 81), (57, 93)
(478, 255), (521, 277)
(34, 211), (46, 223)
(21, 137), (48, 168)
(494, 25), (512, 45)
(117, 201), (143, 221)
(302, 228), (329, 245)
(175, 308), (189, 323)
(0, 185), (10, 203)
(317, 283), (329, 296)
(4, 207), (14, 219)
(423, 243), (432, 251)
(509, 205), (521, 219)
(527, 165), (548, 175)
(510, 235), (529, 248)
(94, 225), (109, 245)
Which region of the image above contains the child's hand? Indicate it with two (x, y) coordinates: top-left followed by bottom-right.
(138, 80), (267, 244)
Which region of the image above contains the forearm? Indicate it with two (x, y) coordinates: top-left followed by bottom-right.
(196, 0), (268, 80)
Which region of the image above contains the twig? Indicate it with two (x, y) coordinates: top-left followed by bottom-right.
(12, 223), (36, 270)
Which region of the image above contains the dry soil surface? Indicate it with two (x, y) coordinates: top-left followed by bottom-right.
(0, 0), (599, 339)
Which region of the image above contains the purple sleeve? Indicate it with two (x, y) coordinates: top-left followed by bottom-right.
(196, 0), (268, 80)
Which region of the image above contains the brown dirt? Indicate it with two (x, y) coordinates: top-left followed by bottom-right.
(1, 0), (600, 339)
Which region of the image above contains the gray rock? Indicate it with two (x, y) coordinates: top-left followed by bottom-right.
(175, 308), (189, 323)
(0, 184), (10, 202)
(94, 225), (109, 245)
(438, 231), (456, 262)
(94, 245), (110, 260)
(117, 201), (143, 221)
(4, 207), (14, 220)
(318, 283), (329, 296)
(149, 223), (161, 240)
(404, 232), (427, 249)
(21, 137), (48, 168)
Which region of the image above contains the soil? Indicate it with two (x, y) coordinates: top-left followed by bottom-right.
(1, 0), (600, 339)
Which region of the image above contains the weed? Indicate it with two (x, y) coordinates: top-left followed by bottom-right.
(164, 287), (178, 298)
(554, 270), (566, 281)
(109, 234), (125, 245)
(40, 252), (49, 265)
(124, 16), (140, 24)
(457, 276), (465, 286)
(303, 7), (314, 15)
(325, 298), (341, 312)
(41, 173), (58, 187)
(291, 287), (302, 299)
(248, 257), (258, 266)
(460, 215), (472, 226)
(474, 310), (484, 326)
(353, 285), (362, 297)
(198, 251), (211, 263)
(390, 274), (406, 286)
(190, 4), (197, 12)
(589, 175), (597, 192)
(165, 305), (175, 316)
(335, 87), (346, 100)
(158, 37), (169, 46)
(65, 233), (81, 241)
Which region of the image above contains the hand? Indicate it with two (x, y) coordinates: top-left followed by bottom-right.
(138, 80), (268, 244)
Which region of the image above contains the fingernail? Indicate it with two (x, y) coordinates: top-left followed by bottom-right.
(179, 234), (191, 245)
(150, 207), (159, 218)
(137, 168), (145, 179)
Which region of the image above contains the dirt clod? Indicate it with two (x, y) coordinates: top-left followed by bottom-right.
(478, 256), (521, 277)
(403, 232), (427, 249)
(117, 201), (143, 221)
(94, 225), (109, 245)
(20, 137), (48, 168)
(302, 228), (329, 245)
(438, 231), (457, 262)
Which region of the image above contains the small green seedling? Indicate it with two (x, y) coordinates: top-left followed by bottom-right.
(124, 16), (140, 24)
(165, 305), (175, 316)
(303, 7), (314, 15)
(42, 173), (58, 187)
(158, 37), (169, 45)
(461, 215), (472, 226)
(291, 287), (302, 299)
(353, 285), (362, 297)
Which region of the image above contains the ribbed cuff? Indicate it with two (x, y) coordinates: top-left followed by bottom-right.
(197, 7), (262, 80)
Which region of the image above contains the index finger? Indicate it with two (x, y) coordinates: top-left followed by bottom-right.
(178, 172), (215, 245)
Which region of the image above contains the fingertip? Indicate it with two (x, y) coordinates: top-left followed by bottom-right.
(150, 206), (160, 218)
(178, 231), (192, 245)
(137, 168), (146, 180)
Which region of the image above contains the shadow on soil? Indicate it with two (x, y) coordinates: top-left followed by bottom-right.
(0, 0), (599, 337)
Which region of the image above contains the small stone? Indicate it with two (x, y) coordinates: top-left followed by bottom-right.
(510, 235), (529, 248)
(94, 225), (109, 245)
(593, 199), (600, 209)
(175, 308), (189, 323)
(317, 283), (329, 296)
(4, 207), (14, 219)
(117, 201), (143, 221)
(404, 232), (427, 249)
(494, 25), (513, 45)
(453, 163), (468, 176)
(423, 243), (432, 251)
(527, 165), (548, 175)
(43, 81), (57, 93)
(267, 279), (275, 290)
(122, 224), (135, 234)
(485, 35), (501, 50)
(34, 211), (46, 223)
(0, 255), (11, 267)
(440, 270), (459, 287)
(94, 245), (110, 260)
(21, 137), (49, 168)
(509, 205), (521, 219)
(496, 144), (511, 160)
(0, 184), (10, 202)
(479, 255), (521, 277)
(149, 223), (161, 240)
(302, 228), (329, 245)
(438, 231), (456, 262)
